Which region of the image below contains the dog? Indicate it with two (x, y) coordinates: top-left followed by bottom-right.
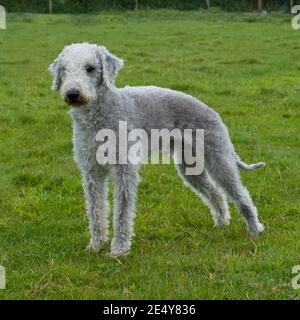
(49, 43), (265, 256)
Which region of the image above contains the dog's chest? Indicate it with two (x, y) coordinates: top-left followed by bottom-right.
(71, 112), (102, 170)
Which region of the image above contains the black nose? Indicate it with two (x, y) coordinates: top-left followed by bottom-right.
(66, 89), (80, 102)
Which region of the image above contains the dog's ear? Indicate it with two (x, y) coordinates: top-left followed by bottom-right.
(49, 56), (61, 91)
(97, 46), (124, 88)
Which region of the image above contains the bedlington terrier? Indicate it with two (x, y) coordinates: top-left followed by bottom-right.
(49, 43), (265, 257)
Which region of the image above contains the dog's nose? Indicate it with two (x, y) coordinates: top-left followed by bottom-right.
(66, 89), (80, 102)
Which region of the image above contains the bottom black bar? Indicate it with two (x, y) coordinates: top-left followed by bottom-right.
(0, 300), (298, 318)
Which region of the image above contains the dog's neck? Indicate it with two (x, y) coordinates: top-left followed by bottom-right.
(69, 87), (118, 130)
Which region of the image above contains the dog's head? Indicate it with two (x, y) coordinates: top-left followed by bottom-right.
(49, 43), (124, 107)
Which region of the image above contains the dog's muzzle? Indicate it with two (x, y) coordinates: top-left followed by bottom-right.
(65, 88), (88, 107)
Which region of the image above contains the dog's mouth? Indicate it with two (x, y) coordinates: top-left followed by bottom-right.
(64, 96), (89, 108)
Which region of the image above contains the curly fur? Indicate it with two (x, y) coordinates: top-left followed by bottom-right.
(50, 43), (265, 257)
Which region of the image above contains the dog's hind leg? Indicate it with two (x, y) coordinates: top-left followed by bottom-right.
(176, 164), (231, 227)
(109, 164), (140, 257)
(207, 154), (264, 236)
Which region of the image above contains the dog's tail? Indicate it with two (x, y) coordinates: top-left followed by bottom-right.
(234, 152), (266, 171)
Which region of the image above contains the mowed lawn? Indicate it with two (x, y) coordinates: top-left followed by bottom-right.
(0, 10), (299, 300)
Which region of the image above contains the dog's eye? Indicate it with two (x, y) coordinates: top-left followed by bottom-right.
(85, 65), (95, 73)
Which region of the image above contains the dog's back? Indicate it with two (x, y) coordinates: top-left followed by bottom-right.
(119, 85), (221, 131)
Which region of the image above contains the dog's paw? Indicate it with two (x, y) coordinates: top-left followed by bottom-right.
(86, 240), (106, 253)
(109, 248), (130, 258)
(249, 222), (265, 237)
(214, 217), (231, 228)
(110, 238), (131, 257)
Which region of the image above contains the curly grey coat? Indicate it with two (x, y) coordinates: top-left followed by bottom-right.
(49, 43), (265, 257)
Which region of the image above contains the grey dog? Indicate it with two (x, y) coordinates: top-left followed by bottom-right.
(49, 43), (265, 257)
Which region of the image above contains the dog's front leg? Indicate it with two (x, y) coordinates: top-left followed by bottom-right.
(82, 169), (109, 252)
(110, 165), (140, 257)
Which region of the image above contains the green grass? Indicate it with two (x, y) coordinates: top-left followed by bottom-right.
(0, 9), (300, 300)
